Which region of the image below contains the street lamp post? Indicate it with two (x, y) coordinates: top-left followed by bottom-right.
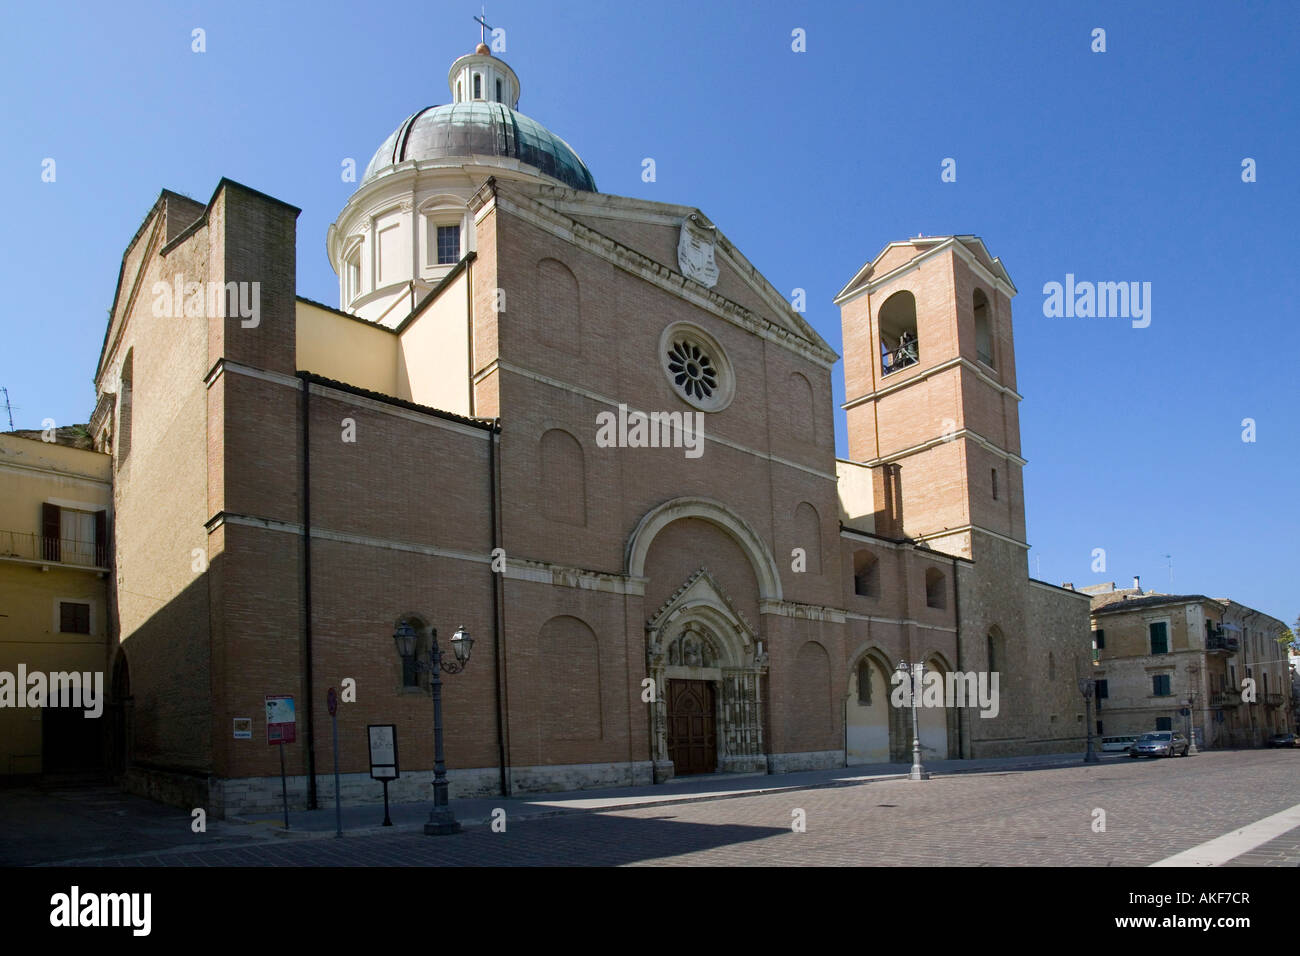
(1186, 662), (1200, 755)
(897, 659), (929, 781)
(393, 619), (473, 836)
(1078, 678), (1099, 763)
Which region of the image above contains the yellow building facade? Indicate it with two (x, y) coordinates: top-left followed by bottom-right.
(0, 432), (112, 775)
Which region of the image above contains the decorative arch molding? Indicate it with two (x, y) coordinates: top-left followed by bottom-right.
(920, 649), (954, 674)
(846, 645), (898, 696)
(627, 496), (783, 602)
(417, 192), (467, 215)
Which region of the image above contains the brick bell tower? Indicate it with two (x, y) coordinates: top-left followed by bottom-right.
(835, 236), (1026, 562)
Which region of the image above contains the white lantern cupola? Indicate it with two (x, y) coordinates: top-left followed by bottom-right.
(449, 42), (520, 108)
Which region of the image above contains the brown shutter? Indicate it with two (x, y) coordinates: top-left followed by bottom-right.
(42, 502), (60, 562)
(94, 510), (107, 567)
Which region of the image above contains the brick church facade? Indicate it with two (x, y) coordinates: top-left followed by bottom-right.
(90, 44), (1090, 815)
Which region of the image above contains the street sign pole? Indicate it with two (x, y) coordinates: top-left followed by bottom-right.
(278, 741), (289, 829)
(368, 724), (399, 828)
(328, 687), (342, 838)
(266, 695), (297, 830)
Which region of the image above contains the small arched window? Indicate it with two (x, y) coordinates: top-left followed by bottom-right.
(853, 550), (878, 597)
(857, 659), (873, 705)
(473, 73), (482, 99)
(924, 568), (946, 609)
(987, 628), (1003, 673)
(117, 350), (134, 466)
(345, 247), (361, 302)
(879, 290), (918, 375)
(974, 288), (994, 367)
(496, 78), (503, 103)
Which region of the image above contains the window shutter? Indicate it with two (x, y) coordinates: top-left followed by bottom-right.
(42, 502), (61, 562)
(59, 602), (90, 634)
(94, 509), (107, 566)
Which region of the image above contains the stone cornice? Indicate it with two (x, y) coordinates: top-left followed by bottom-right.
(758, 599), (847, 623)
(851, 425), (1028, 469)
(842, 356), (1024, 409)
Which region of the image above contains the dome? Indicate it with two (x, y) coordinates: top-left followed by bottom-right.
(361, 101), (597, 192)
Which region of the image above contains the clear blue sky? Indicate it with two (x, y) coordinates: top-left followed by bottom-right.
(1, 1), (1295, 625)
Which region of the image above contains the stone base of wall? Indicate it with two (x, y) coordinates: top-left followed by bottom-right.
(508, 760), (655, 794)
(766, 749), (844, 773)
(969, 735), (1087, 759)
(203, 760), (659, 817)
(125, 750), (892, 817)
(123, 764), (213, 811)
(720, 754), (768, 774)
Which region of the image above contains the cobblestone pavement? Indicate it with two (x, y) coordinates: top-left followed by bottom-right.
(42, 749), (1300, 867)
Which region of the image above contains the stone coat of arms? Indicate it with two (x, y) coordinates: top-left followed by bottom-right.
(677, 214), (719, 288)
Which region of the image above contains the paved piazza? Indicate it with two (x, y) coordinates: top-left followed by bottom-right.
(34, 749), (1299, 867)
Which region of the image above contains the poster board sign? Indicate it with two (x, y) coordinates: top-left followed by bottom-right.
(233, 718), (252, 740)
(266, 695), (296, 745)
(368, 724), (399, 780)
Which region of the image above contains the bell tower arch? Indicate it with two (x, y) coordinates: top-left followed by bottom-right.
(835, 236), (1026, 560)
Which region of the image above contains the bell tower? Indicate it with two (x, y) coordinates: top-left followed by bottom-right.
(835, 236), (1026, 561)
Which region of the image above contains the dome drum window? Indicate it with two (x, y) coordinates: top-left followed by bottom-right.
(659, 323), (734, 412)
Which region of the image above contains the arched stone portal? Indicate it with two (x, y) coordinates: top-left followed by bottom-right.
(645, 568), (769, 781)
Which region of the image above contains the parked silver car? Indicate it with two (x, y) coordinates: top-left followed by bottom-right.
(1129, 731), (1189, 758)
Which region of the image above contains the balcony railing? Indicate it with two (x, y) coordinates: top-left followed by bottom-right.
(882, 341), (919, 376)
(1210, 691), (1240, 707)
(1206, 631), (1240, 653)
(0, 530), (108, 569)
(1265, 693), (1285, 708)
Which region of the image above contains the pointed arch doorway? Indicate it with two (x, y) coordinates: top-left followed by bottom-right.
(646, 569), (769, 781)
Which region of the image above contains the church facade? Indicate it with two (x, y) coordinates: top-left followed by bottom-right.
(90, 44), (1090, 815)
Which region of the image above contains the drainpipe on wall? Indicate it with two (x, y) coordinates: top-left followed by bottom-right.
(489, 421), (509, 796)
(299, 374), (318, 810)
(952, 555), (967, 759)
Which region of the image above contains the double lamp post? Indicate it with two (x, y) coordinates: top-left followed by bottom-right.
(393, 619), (473, 835)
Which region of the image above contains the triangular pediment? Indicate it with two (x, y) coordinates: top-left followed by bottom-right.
(647, 566), (754, 637)
(833, 234), (1017, 305)
(483, 180), (838, 366)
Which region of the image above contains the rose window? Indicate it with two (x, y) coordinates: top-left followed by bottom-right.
(659, 322), (734, 412)
(667, 340), (718, 401)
